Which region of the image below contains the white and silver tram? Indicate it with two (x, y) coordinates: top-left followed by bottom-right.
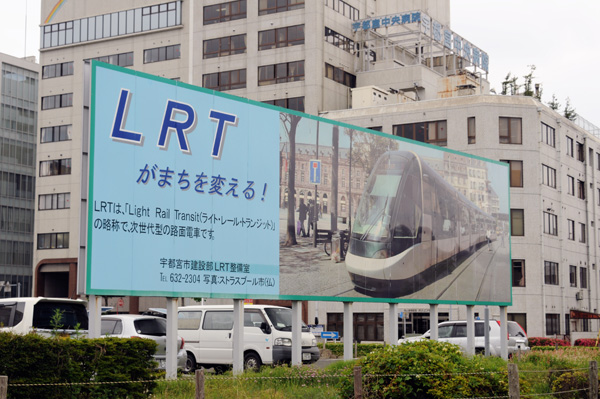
(346, 151), (496, 297)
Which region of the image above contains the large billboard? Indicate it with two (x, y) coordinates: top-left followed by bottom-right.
(87, 62), (511, 305)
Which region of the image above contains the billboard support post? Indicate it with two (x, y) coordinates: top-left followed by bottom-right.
(88, 294), (101, 338)
(466, 305), (475, 355)
(233, 299), (244, 374)
(291, 301), (302, 366)
(343, 302), (353, 360)
(430, 304), (439, 340)
(500, 306), (508, 359)
(165, 298), (178, 379)
(388, 303), (398, 345)
(484, 306), (490, 356)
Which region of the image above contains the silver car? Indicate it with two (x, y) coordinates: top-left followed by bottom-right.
(101, 314), (186, 370)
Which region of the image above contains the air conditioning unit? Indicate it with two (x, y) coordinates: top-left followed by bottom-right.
(576, 291), (584, 301)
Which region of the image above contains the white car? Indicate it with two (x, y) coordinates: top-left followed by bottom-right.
(101, 314), (186, 370)
(399, 320), (530, 356)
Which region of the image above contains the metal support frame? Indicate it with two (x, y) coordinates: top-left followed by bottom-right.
(165, 298), (178, 379)
(500, 306), (508, 360)
(429, 304), (438, 340)
(388, 303), (398, 345)
(344, 302), (354, 360)
(466, 305), (475, 355)
(233, 299), (244, 374)
(292, 301), (302, 366)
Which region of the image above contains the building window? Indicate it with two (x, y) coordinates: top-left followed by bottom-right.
(38, 193), (70, 210)
(545, 314), (560, 336)
(204, 0), (246, 24)
(42, 61), (74, 79)
(541, 164), (556, 188)
(326, 312), (383, 341)
(202, 69), (246, 91)
(499, 117), (522, 144)
(567, 175), (575, 196)
(0, 172), (34, 200)
(541, 122), (555, 147)
(393, 121), (448, 147)
(501, 160), (523, 187)
(580, 267), (588, 289)
(37, 232), (69, 249)
(41, 93), (73, 110)
(570, 265), (577, 287)
(566, 136), (573, 157)
(544, 261), (559, 285)
(579, 223), (586, 243)
(263, 97), (304, 112)
(511, 209), (524, 236)
(597, 153), (600, 171)
(86, 52), (134, 67)
(40, 124), (72, 143)
(39, 159), (71, 177)
(324, 27), (355, 54)
(258, 61), (305, 86)
(543, 212), (557, 236)
(577, 180), (586, 200)
(41, 2), (182, 49)
(144, 44), (180, 63)
(512, 259), (525, 287)
(204, 34), (246, 58)
(259, 0), (304, 15)
(324, 63), (356, 88)
(325, 0), (359, 20)
(568, 219), (575, 241)
(259, 25), (304, 50)
(467, 117), (476, 144)
(576, 142), (585, 162)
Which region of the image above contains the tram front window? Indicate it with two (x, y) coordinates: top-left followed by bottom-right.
(353, 174), (401, 241)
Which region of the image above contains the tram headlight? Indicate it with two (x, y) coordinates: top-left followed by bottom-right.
(372, 249), (390, 259)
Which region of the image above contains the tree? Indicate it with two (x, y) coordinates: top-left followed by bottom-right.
(547, 94), (560, 111)
(350, 130), (399, 175)
(563, 97), (577, 121)
(522, 65), (536, 97)
(280, 112), (302, 247)
(501, 72), (520, 96)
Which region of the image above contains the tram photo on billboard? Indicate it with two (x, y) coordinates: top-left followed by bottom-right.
(86, 61), (510, 306)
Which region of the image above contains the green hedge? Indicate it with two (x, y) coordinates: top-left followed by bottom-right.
(0, 332), (159, 399)
(318, 342), (384, 358)
(336, 340), (508, 398)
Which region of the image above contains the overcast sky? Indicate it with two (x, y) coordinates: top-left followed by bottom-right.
(1, 0), (599, 127)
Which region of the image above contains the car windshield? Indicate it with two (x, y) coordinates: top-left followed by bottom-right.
(134, 318), (166, 336)
(264, 308), (308, 332)
(32, 301), (88, 330)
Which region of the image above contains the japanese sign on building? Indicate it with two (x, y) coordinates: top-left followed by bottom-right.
(87, 62), (509, 305)
(352, 11), (488, 73)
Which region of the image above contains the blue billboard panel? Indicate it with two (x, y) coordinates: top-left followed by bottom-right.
(88, 62), (511, 305)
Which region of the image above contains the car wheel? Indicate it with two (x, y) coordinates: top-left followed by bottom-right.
(213, 365), (228, 375)
(244, 352), (262, 372)
(184, 352), (196, 374)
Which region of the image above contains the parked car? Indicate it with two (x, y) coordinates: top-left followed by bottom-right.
(0, 297), (88, 337)
(178, 304), (320, 373)
(101, 314), (186, 370)
(398, 320), (529, 356)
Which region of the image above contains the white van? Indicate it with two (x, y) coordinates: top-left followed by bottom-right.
(0, 297), (88, 337)
(178, 304), (320, 372)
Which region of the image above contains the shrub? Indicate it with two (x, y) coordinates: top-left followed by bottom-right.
(574, 339), (599, 347)
(551, 371), (589, 398)
(0, 332), (159, 399)
(336, 340), (508, 398)
(318, 342), (384, 358)
(529, 337), (571, 347)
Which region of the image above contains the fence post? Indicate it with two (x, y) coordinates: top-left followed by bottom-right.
(508, 363), (520, 399)
(354, 366), (362, 399)
(195, 368), (205, 399)
(589, 360), (598, 399)
(0, 376), (7, 399)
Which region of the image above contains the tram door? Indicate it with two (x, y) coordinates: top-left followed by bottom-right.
(420, 174), (434, 271)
